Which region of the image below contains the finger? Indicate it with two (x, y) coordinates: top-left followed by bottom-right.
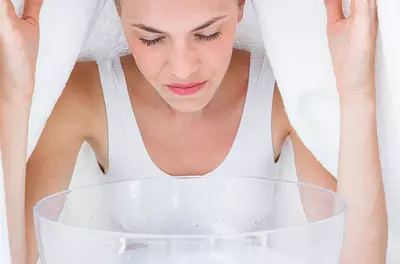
(369, 0), (377, 20)
(0, 0), (12, 7)
(369, 0), (378, 35)
(350, 0), (374, 18)
(22, 0), (43, 25)
(324, 0), (345, 24)
(0, 0), (16, 19)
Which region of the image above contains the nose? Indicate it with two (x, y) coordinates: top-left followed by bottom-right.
(169, 43), (199, 80)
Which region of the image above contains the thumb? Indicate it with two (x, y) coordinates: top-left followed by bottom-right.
(22, 0), (43, 26)
(324, 0), (345, 24)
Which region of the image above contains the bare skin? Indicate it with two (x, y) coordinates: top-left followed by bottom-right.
(0, 0), (387, 263)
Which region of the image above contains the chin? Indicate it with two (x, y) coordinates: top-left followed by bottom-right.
(162, 92), (215, 113)
(168, 99), (211, 113)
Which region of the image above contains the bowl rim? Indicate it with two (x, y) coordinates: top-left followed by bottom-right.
(34, 176), (347, 240)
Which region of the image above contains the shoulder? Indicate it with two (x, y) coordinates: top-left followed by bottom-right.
(53, 61), (105, 138)
(65, 61), (102, 106)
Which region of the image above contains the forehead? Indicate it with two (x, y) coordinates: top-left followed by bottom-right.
(123, 0), (237, 27)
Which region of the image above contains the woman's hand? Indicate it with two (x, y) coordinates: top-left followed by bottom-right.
(0, 0), (43, 102)
(324, 0), (378, 99)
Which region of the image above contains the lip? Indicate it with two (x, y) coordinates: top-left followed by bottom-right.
(166, 81), (208, 96)
(166, 81), (207, 89)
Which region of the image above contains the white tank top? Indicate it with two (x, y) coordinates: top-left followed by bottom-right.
(97, 52), (279, 181)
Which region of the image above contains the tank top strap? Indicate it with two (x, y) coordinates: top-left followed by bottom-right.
(97, 58), (164, 180)
(214, 52), (278, 178)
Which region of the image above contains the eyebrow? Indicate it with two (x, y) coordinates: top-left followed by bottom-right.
(130, 15), (228, 34)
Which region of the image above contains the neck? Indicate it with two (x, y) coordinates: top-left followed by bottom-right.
(168, 106), (206, 126)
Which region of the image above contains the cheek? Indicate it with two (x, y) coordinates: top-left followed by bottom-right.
(123, 28), (167, 79)
(197, 35), (235, 76)
(128, 41), (166, 80)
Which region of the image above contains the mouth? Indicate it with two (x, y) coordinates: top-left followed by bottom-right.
(166, 81), (208, 96)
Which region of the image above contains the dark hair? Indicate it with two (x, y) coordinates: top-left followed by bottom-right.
(115, 0), (121, 13)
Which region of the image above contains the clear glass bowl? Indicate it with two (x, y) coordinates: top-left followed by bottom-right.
(34, 177), (346, 264)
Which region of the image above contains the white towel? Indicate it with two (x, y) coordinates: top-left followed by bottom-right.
(1, 0), (399, 263)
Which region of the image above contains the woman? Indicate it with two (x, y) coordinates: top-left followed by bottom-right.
(0, 0), (387, 263)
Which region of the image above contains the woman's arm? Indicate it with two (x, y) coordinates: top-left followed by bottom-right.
(286, 93), (386, 264)
(0, 0), (43, 263)
(337, 95), (387, 263)
(326, 0), (387, 261)
(285, 86), (387, 263)
(25, 62), (105, 264)
(286, 0), (387, 263)
(0, 99), (31, 264)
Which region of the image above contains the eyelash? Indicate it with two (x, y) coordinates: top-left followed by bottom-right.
(197, 31), (222, 42)
(140, 31), (222, 46)
(140, 38), (162, 46)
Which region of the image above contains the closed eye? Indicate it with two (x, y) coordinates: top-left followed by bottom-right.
(140, 37), (165, 46)
(196, 32), (222, 42)
(139, 31), (221, 47)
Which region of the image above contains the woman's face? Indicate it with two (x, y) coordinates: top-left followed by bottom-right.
(119, 0), (244, 112)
